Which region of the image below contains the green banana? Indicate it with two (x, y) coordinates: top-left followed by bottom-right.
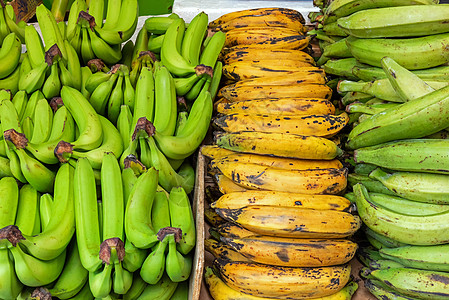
(353, 183), (449, 245)
(165, 234), (192, 282)
(145, 16), (179, 34)
(322, 57), (361, 80)
(364, 278), (415, 300)
(368, 259), (405, 270)
(364, 227), (409, 249)
(181, 12), (208, 66)
(107, 71), (124, 124)
(170, 280), (189, 300)
(0, 156), (12, 178)
(120, 40), (134, 70)
(90, 72), (119, 116)
(137, 273), (178, 300)
(369, 168), (449, 204)
(140, 235), (169, 284)
(39, 193), (53, 232)
(148, 34), (164, 53)
(153, 64), (177, 136)
(208, 60), (223, 100)
(64, 40), (83, 90)
(129, 28), (149, 87)
(0, 248), (23, 300)
(18, 61), (48, 94)
(88, 23), (122, 65)
(123, 71), (135, 111)
(152, 188), (171, 233)
(85, 70), (114, 94)
(80, 27), (95, 65)
(14, 184), (40, 236)
(68, 279), (94, 299)
(0, 63), (20, 94)
(0, 33), (21, 79)
(30, 98), (53, 144)
(132, 66), (155, 132)
(66, 0), (87, 41)
(113, 262), (133, 295)
(122, 238), (148, 272)
(42, 63), (61, 99)
(89, 262), (113, 298)
(117, 105), (133, 150)
(35, 3), (67, 58)
(0, 176), (19, 228)
(80, 65), (93, 100)
(346, 102), (399, 115)
(352, 64), (449, 82)
(346, 85), (449, 149)
(123, 272), (147, 300)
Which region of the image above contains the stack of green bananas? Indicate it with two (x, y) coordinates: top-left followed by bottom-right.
(0, 1), (224, 298)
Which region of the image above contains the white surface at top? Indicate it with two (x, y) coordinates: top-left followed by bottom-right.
(172, 0), (319, 23)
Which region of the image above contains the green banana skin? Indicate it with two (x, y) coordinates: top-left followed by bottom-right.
(321, 37), (352, 59)
(89, 262), (113, 299)
(322, 57), (362, 80)
(370, 168), (449, 204)
(85, 71), (113, 94)
(0, 33), (22, 79)
(113, 262), (133, 295)
(18, 61), (48, 94)
(346, 33), (449, 70)
(90, 72), (119, 116)
(364, 227), (409, 249)
(30, 98), (53, 144)
(0, 156), (12, 178)
(88, 26), (122, 65)
(145, 16), (179, 34)
(380, 244), (449, 272)
(153, 64), (177, 136)
(341, 91), (373, 105)
(368, 259), (405, 270)
(124, 167), (159, 249)
(366, 233), (385, 250)
(107, 72), (124, 125)
(368, 192), (449, 216)
(357, 246), (383, 268)
(80, 66), (93, 100)
(355, 139), (449, 175)
(152, 188), (171, 233)
(148, 34), (165, 54)
(14, 184), (40, 236)
(42, 63), (61, 99)
(364, 278), (416, 300)
(117, 105), (133, 150)
(120, 40), (134, 70)
(0, 176), (19, 228)
(365, 267), (449, 299)
(49, 239), (89, 299)
(123, 72), (135, 111)
(322, 21), (348, 37)
(346, 102), (399, 115)
(352, 64), (449, 82)
(338, 5), (449, 39)
(181, 12), (208, 66)
(323, 0), (437, 24)
(132, 66), (155, 132)
(0, 64), (20, 94)
(353, 183), (449, 245)
(39, 193), (53, 232)
(123, 272), (147, 300)
(130, 28), (149, 87)
(169, 280), (189, 300)
(208, 61), (223, 101)
(137, 273), (178, 300)
(140, 237), (169, 284)
(24, 25), (45, 69)
(0, 248), (23, 300)
(122, 238), (148, 273)
(165, 234), (193, 282)
(168, 187), (196, 255)
(346, 85), (449, 149)
(68, 280), (94, 300)
(19, 163), (75, 260)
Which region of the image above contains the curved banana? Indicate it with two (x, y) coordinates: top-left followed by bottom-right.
(222, 48), (315, 65)
(88, 262), (113, 298)
(0, 33), (21, 79)
(30, 98), (53, 144)
(204, 238), (251, 262)
(14, 184), (40, 236)
(181, 12), (208, 66)
(107, 72), (124, 124)
(18, 61), (48, 94)
(0, 248), (23, 300)
(88, 25), (122, 65)
(140, 236), (169, 284)
(137, 273), (178, 300)
(35, 4), (67, 58)
(165, 234), (192, 283)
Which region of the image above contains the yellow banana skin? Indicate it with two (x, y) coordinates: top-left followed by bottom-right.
(222, 49), (315, 65)
(204, 238), (252, 262)
(219, 83), (333, 101)
(214, 112), (348, 137)
(215, 131), (343, 160)
(214, 14), (306, 34)
(211, 190), (351, 211)
(224, 27), (307, 48)
(213, 158), (348, 194)
(216, 205), (361, 239)
(214, 259), (351, 299)
(221, 235), (357, 267)
(213, 173), (249, 194)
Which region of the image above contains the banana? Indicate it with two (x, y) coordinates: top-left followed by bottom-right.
(205, 206), (226, 226)
(368, 168), (449, 204)
(153, 64), (177, 136)
(123, 238), (148, 273)
(140, 235), (169, 284)
(0, 248), (23, 300)
(113, 261), (133, 295)
(129, 28), (149, 86)
(66, 0), (87, 41)
(137, 273), (178, 300)
(170, 280), (188, 300)
(49, 239), (89, 299)
(145, 16), (178, 34)
(181, 12), (208, 66)
(347, 33), (449, 70)
(214, 112), (348, 137)
(123, 272), (147, 300)
(153, 90), (212, 160)
(0, 176), (19, 228)
(73, 158), (102, 272)
(222, 62), (324, 81)
(90, 72), (119, 115)
(63, 40), (82, 90)
(216, 97), (334, 116)
(215, 131), (342, 160)
(80, 66), (92, 99)
(213, 222), (260, 239)
(30, 98), (53, 144)
(151, 188), (171, 233)
(168, 186), (196, 255)
(131, 66), (155, 132)
(0, 5), (10, 43)
(213, 173), (249, 194)
(69, 24), (82, 55)
(212, 190), (351, 211)
(3, 4), (25, 43)
(10, 91), (27, 125)
(87, 23), (122, 65)
(346, 85), (449, 149)
(123, 71), (135, 110)
(364, 279), (415, 300)
(0, 63), (20, 94)
(222, 48), (315, 65)
(0, 33), (21, 79)
(184, 76), (207, 102)
(120, 40), (134, 69)
(214, 13), (306, 33)
(60, 86), (103, 151)
(107, 71), (124, 124)
(85, 69), (113, 94)
(102, 0), (121, 29)
(379, 244), (449, 272)
(214, 259), (351, 299)
(117, 105), (133, 150)
(222, 235), (357, 267)
(339, 5), (449, 39)
(364, 267), (449, 299)
(322, 21), (348, 37)
(224, 27), (307, 48)
(346, 102), (399, 115)
(14, 184), (40, 236)
(322, 0), (436, 24)
(69, 280), (94, 299)
(18, 61), (49, 94)
(80, 27), (95, 65)
(353, 64), (449, 82)
(165, 234), (192, 283)
(35, 4), (67, 58)
(0, 156), (12, 178)
(348, 173), (396, 195)
(42, 63), (61, 99)
(353, 183), (449, 245)
(204, 238), (251, 262)
(124, 167), (159, 249)
(216, 205), (360, 239)
(89, 262), (113, 298)
(364, 226), (409, 249)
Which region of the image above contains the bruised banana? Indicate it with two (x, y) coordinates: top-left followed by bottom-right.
(224, 27), (307, 48)
(215, 131), (343, 160)
(213, 112), (348, 137)
(204, 239), (251, 262)
(213, 173), (249, 194)
(221, 49), (315, 65)
(213, 222), (259, 240)
(215, 205), (360, 239)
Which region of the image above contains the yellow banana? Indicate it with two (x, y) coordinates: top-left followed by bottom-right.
(204, 239), (251, 262)
(216, 97), (335, 116)
(214, 260), (351, 299)
(215, 14), (306, 33)
(221, 48), (315, 65)
(213, 173), (249, 194)
(213, 159), (348, 194)
(212, 190), (351, 211)
(220, 83), (333, 101)
(221, 235), (357, 267)
(224, 27), (307, 48)
(222, 61), (322, 81)
(214, 221), (260, 239)
(215, 205), (361, 239)
(209, 7), (306, 28)
(214, 112), (348, 137)
(203, 146), (343, 169)
(204, 206), (226, 227)
(215, 131), (343, 160)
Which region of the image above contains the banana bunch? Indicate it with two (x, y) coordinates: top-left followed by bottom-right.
(0, 2), (27, 45)
(65, 0), (138, 65)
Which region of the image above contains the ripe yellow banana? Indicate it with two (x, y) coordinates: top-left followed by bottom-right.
(222, 61), (322, 81)
(213, 159), (348, 194)
(204, 239), (251, 262)
(224, 27), (307, 48)
(221, 48), (315, 65)
(214, 222), (260, 239)
(221, 235), (358, 267)
(214, 259), (351, 299)
(216, 97), (335, 116)
(204, 206), (226, 227)
(214, 112), (348, 137)
(213, 173), (249, 194)
(203, 146), (343, 169)
(211, 190), (352, 211)
(215, 205), (361, 239)
(214, 131), (343, 160)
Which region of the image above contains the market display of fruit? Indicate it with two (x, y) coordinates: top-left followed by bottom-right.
(0, 0), (221, 298)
